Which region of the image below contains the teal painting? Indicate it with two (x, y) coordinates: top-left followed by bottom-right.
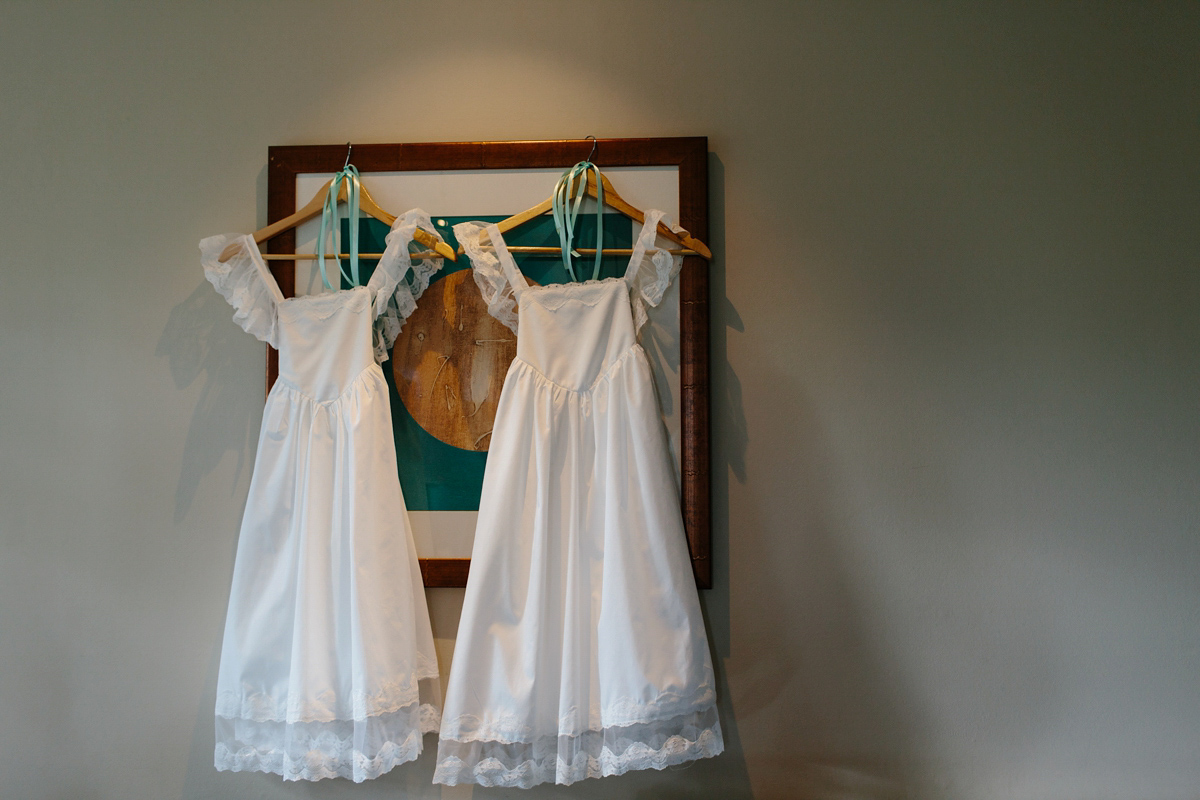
(341, 213), (634, 510)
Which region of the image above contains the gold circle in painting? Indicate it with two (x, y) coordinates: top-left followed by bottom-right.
(392, 270), (518, 451)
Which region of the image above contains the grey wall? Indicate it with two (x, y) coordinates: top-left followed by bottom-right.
(1, 2), (1197, 798)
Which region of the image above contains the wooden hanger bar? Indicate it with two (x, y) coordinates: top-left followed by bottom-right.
(459, 170), (712, 259)
(219, 177), (456, 262)
(260, 251), (443, 261)
(471, 246), (701, 257)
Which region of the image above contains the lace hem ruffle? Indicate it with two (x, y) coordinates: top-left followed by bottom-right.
(454, 220), (519, 334)
(433, 703), (723, 788)
(200, 233), (283, 347)
(215, 701), (441, 783)
(440, 683), (715, 743)
(369, 209), (444, 363)
(215, 670), (441, 723)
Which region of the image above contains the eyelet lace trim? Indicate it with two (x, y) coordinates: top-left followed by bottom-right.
(626, 210), (686, 332)
(200, 233), (283, 348)
(369, 209), (445, 363)
(524, 274), (627, 291)
(521, 278), (624, 311)
(278, 285), (370, 320)
(216, 664), (440, 722)
(440, 683), (715, 742)
(455, 220), (519, 334)
(433, 703), (723, 788)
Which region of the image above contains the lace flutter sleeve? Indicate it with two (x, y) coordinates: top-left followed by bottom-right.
(369, 209), (446, 363)
(625, 209), (687, 332)
(200, 234), (284, 348)
(454, 221), (519, 334)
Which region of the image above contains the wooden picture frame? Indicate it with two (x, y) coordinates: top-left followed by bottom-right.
(264, 138), (711, 589)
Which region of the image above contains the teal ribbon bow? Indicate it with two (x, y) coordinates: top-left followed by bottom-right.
(552, 161), (605, 282)
(315, 165), (363, 290)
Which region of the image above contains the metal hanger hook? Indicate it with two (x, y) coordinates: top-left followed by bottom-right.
(585, 135), (597, 164)
(343, 142), (353, 170)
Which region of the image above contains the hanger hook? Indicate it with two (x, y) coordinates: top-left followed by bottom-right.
(343, 142), (353, 171)
(585, 135), (597, 164)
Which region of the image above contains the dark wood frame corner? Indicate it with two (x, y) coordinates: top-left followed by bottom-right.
(264, 137), (711, 589)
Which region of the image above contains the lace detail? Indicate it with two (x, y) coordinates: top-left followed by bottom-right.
(526, 274), (626, 291)
(278, 285), (370, 321)
(455, 220), (519, 334)
(215, 697), (442, 783)
(200, 233), (284, 347)
(441, 682), (715, 743)
(434, 704), (723, 788)
(625, 209), (686, 332)
(521, 278), (624, 312)
(455, 212), (686, 334)
(368, 209), (445, 363)
(216, 668), (440, 723)
(419, 702), (441, 732)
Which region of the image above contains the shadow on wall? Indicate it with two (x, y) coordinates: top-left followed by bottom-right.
(689, 152), (756, 799)
(726, 433), (932, 796)
(709, 150), (933, 798)
(156, 280), (264, 523)
(706, 152), (748, 665)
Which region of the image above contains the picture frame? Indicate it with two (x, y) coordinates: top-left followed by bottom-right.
(263, 138), (711, 588)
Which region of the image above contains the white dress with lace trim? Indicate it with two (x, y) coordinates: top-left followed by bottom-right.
(435, 212), (722, 789)
(200, 211), (444, 783)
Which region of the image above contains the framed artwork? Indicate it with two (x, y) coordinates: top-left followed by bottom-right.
(263, 138), (711, 588)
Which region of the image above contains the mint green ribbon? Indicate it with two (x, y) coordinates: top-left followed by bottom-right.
(316, 165), (363, 290)
(552, 161), (605, 282)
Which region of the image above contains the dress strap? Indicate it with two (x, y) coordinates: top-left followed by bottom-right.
(315, 166), (364, 290)
(624, 209), (668, 282)
(484, 224), (529, 293)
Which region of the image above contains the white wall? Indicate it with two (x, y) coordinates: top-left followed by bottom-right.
(1, 2), (1197, 798)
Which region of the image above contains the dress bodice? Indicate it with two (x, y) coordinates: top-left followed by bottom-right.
(275, 288), (377, 401)
(200, 208), (448, 391)
(515, 279), (636, 392)
(454, 209), (686, 394)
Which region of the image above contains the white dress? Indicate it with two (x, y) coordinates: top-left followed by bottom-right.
(434, 211), (724, 788)
(201, 210), (443, 782)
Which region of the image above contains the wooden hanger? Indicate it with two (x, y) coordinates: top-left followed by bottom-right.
(460, 168), (711, 259)
(219, 176), (456, 263)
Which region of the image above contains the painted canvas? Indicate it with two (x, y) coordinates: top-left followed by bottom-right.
(281, 156), (697, 579)
(342, 214), (636, 511)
